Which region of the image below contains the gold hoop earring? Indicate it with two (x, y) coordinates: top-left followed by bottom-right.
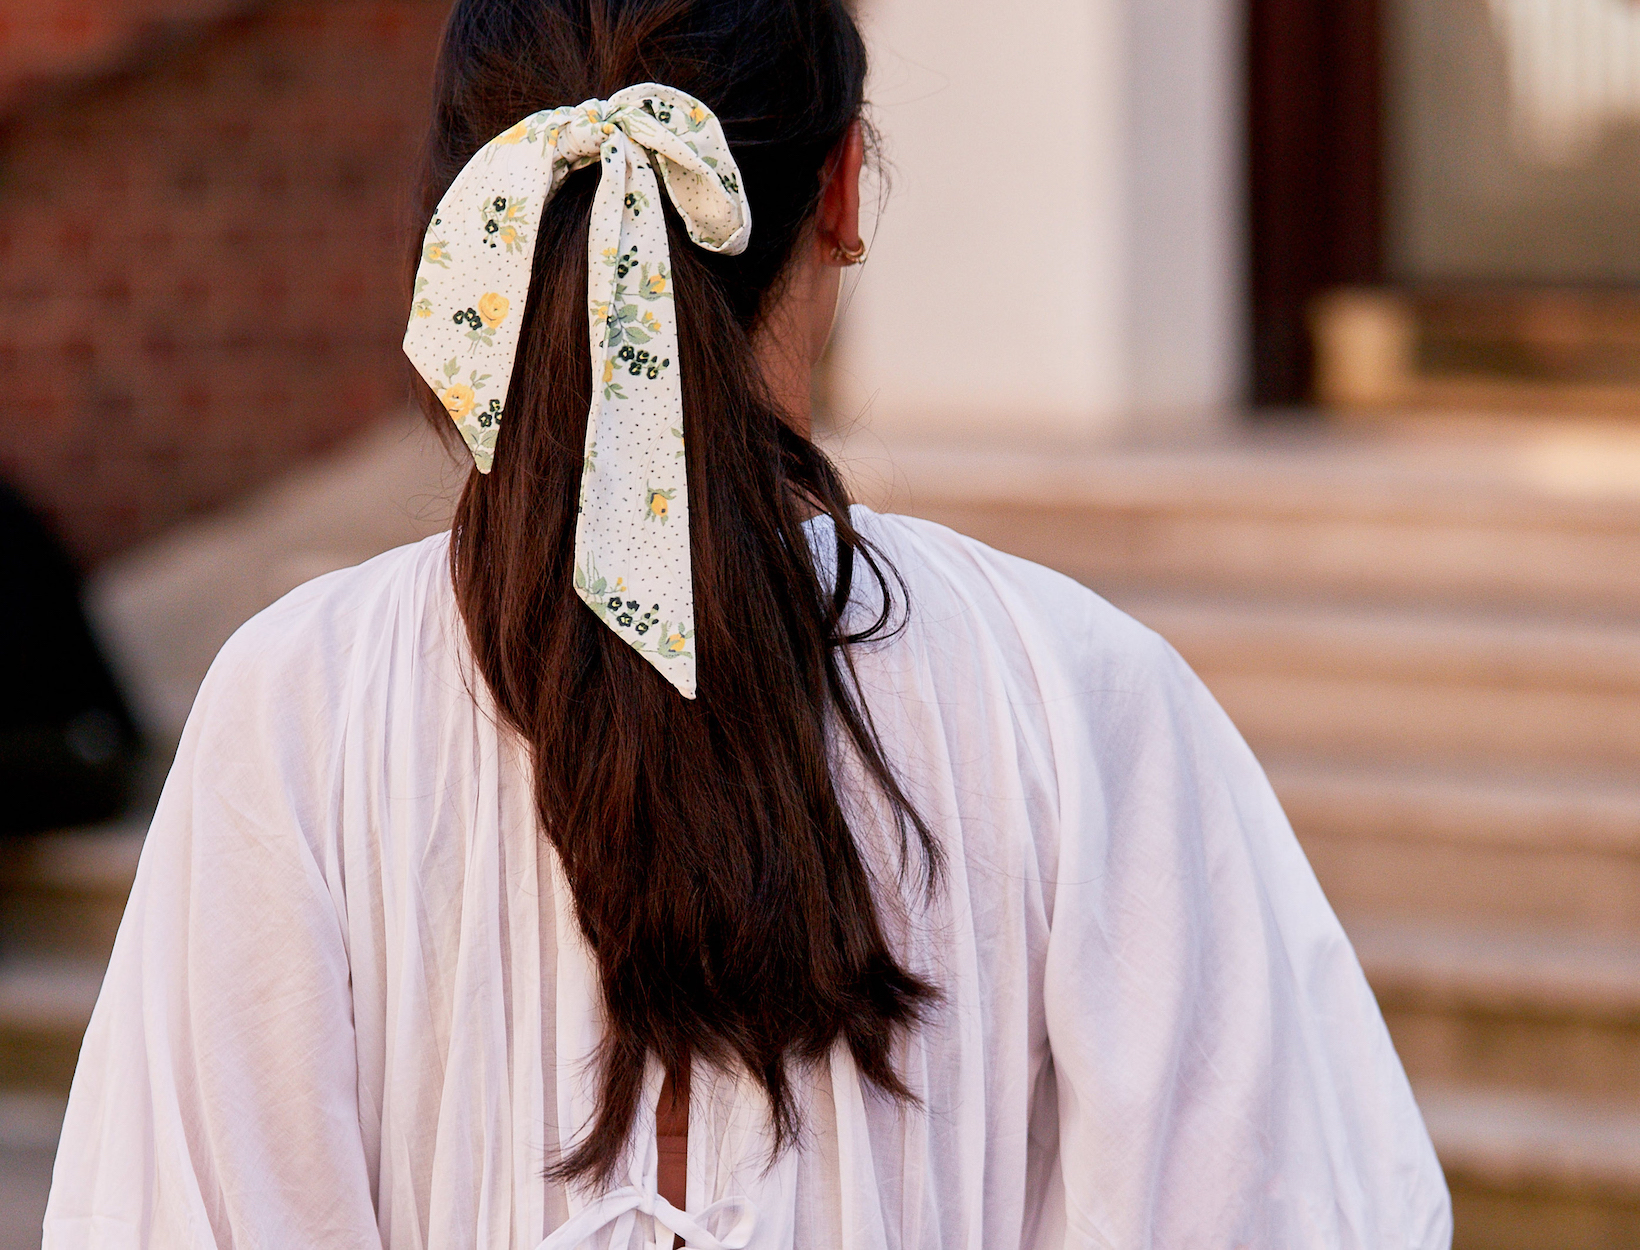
(831, 237), (868, 265)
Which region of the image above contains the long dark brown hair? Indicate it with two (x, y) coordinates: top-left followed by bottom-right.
(412, 0), (939, 1186)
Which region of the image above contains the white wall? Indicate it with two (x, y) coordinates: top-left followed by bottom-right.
(828, 0), (1244, 441)
(1126, 0), (1245, 423)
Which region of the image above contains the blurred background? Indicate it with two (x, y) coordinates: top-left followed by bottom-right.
(2, 0), (1640, 1245)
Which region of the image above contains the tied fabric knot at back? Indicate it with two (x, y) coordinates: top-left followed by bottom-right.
(535, 1184), (757, 1250)
(403, 83), (752, 700)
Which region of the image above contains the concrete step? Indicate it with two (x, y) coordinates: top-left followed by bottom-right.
(0, 823), (143, 960)
(0, 1139), (54, 1250)
(1116, 593), (1640, 770)
(1352, 918), (1640, 1103)
(1271, 760), (1640, 936)
(1421, 1084), (1640, 1250)
(0, 1092), (67, 1155)
(0, 1094), (69, 1250)
(0, 957), (105, 1095)
(834, 429), (1640, 615)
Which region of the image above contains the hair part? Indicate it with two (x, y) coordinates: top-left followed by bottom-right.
(414, 0), (940, 1188)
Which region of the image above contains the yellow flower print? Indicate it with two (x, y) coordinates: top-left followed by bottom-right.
(546, 125), (562, 145)
(601, 352), (625, 400)
(442, 383), (475, 422)
(412, 301), (432, 319)
(632, 262), (671, 302)
(491, 120), (529, 146)
(423, 239), (451, 268)
(663, 632), (687, 654)
(498, 224), (521, 250)
(646, 485), (676, 522)
(641, 311), (660, 333)
(504, 200), (526, 222)
(585, 107), (601, 123)
(438, 357), (492, 425)
(688, 105), (706, 127)
(477, 291), (510, 329)
(601, 247), (619, 262)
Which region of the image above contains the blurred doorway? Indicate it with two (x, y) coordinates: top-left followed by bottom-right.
(1247, 0), (1383, 406)
(1250, 0), (1640, 412)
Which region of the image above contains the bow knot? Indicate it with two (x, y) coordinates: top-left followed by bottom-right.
(404, 83), (751, 700)
(533, 1183), (759, 1250)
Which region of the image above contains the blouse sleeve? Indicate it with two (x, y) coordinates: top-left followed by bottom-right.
(1041, 625), (1452, 1248)
(43, 604), (383, 1249)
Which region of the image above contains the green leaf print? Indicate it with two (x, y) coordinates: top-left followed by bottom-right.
(574, 557), (612, 615)
(602, 298), (662, 351)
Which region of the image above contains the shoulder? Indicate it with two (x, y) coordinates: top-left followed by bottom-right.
(197, 533), (456, 730)
(148, 534), (459, 889)
(217, 533), (451, 662)
(850, 507), (1184, 699)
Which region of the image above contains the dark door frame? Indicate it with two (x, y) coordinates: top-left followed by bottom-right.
(1248, 0), (1385, 406)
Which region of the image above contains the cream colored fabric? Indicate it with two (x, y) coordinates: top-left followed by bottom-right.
(43, 512), (1452, 1250)
(403, 84), (751, 698)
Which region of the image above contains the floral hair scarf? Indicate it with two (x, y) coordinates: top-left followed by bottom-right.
(404, 84), (752, 699)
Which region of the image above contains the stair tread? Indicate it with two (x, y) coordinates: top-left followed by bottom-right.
(0, 821), (145, 895)
(1113, 591), (1640, 689)
(1420, 1083), (1640, 1195)
(0, 1092), (66, 1153)
(833, 430), (1640, 617)
(0, 957), (106, 1032)
(1349, 916), (1640, 1018)
(1266, 756), (1640, 856)
(840, 432), (1640, 528)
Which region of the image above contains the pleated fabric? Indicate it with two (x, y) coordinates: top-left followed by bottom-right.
(43, 509), (1451, 1250)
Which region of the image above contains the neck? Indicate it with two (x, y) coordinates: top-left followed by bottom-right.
(756, 334), (814, 438)
(753, 250), (840, 440)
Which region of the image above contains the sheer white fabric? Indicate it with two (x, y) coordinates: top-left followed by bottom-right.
(44, 509), (1451, 1249)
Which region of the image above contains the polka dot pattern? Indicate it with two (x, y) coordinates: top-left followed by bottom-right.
(402, 83), (752, 700)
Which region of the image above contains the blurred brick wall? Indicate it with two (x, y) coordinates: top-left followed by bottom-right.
(0, 0), (450, 565)
(0, 0), (251, 112)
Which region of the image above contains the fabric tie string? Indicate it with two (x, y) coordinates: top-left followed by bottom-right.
(404, 83), (752, 699)
(534, 1185), (758, 1250)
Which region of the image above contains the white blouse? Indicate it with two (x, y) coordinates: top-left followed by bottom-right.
(44, 509), (1451, 1250)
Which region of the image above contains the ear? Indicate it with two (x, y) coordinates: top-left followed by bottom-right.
(816, 119), (864, 265)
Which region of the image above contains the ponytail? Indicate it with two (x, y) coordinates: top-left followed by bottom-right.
(417, 0), (937, 1186)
